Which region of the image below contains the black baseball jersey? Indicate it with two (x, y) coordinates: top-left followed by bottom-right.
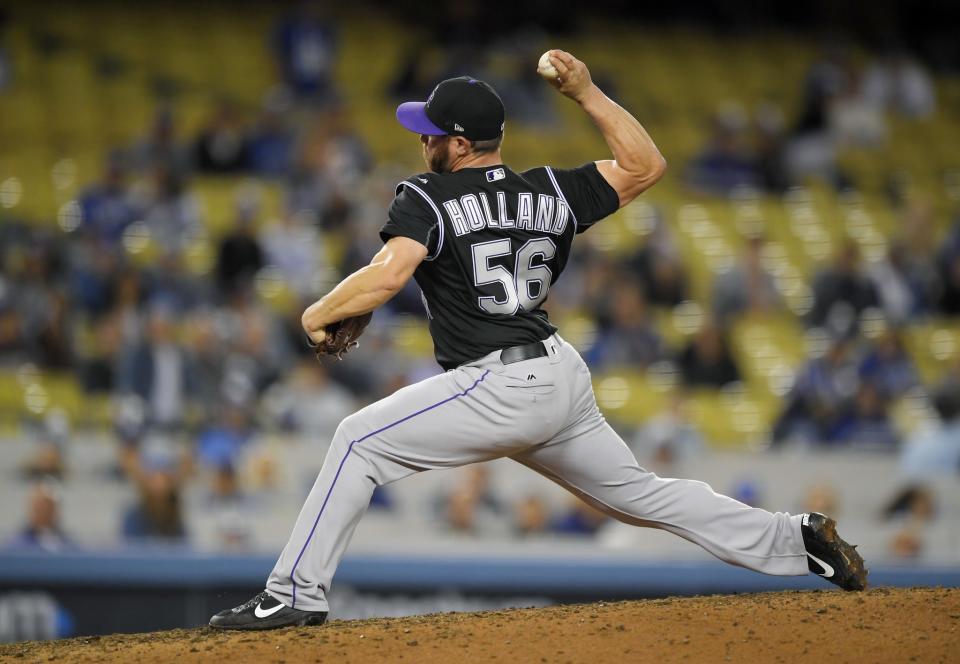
(380, 162), (619, 370)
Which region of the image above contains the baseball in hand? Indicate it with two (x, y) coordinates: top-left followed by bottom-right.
(537, 51), (559, 80)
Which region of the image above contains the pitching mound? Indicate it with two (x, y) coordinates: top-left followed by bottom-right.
(2, 587), (957, 663)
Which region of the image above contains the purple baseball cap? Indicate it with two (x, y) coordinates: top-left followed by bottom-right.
(396, 76), (505, 141)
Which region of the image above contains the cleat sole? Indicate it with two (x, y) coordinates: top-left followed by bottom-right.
(821, 517), (868, 591)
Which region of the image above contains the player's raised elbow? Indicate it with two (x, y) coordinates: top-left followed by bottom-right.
(617, 155), (667, 206)
(639, 153), (668, 186)
(652, 154), (668, 179)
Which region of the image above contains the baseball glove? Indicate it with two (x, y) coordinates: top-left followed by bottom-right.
(309, 312), (373, 360)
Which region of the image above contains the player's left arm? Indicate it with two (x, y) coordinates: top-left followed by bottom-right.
(546, 50), (666, 208)
(301, 236), (427, 342)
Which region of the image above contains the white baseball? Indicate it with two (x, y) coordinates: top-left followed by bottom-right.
(537, 51), (559, 80)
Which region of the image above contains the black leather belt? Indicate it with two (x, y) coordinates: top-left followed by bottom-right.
(500, 340), (549, 365)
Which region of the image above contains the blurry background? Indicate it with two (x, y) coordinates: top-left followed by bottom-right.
(1, 0), (959, 641)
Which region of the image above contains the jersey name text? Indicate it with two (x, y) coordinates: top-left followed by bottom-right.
(442, 192), (570, 237)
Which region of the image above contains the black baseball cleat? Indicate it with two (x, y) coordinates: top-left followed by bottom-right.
(801, 513), (868, 591)
(209, 590), (327, 630)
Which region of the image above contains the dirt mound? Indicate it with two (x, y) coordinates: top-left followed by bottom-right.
(2, 587), (957, 663)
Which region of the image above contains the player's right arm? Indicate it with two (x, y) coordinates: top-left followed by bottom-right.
(301, 237), (426, 344)
(545, 50), (666, 208)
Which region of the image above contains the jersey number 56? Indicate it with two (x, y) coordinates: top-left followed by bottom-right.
(471, 237), (557, 315)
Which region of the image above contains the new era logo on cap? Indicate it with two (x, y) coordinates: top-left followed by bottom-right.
(454, 123), (465, 132)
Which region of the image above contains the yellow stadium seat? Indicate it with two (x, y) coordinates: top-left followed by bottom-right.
(904, 321), (960, 384)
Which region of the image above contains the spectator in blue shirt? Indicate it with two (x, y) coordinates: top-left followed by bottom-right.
(248, 93), (296, 177)
(685, 105), (761, 196)
(5, 481), (76, 552)
(585, 281), (664, 369)
(858, 328), (919, 399)
(77, 154), (141, 247)
(830, 382), (900, 450)
(272, 2), (339, 105)
(772, 336), (859, 446)
(197, 401), (255, 471)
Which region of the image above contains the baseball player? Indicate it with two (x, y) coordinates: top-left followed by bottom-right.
(210, 50), (866, 630)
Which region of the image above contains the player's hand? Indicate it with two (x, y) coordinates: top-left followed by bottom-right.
(306, 327), (331, 347)
(544, 50), (596, 104)
(308, 313), (373, 361)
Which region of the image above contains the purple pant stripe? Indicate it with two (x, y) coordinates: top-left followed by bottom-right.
(289, 369), (491, 607)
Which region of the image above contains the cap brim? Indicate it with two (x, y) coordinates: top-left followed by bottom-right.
(396, 102), (446, 135)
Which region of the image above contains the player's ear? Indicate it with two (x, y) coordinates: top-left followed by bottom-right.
(453, 136), (471, 156)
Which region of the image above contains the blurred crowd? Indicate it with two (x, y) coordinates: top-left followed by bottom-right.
(1, 5), (959, 559)
(685, 44), (936, 197)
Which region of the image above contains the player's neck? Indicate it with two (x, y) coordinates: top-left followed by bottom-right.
(450, 150), (503, 172)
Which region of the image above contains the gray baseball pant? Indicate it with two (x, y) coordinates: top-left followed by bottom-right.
(266, 334), (809, 611)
